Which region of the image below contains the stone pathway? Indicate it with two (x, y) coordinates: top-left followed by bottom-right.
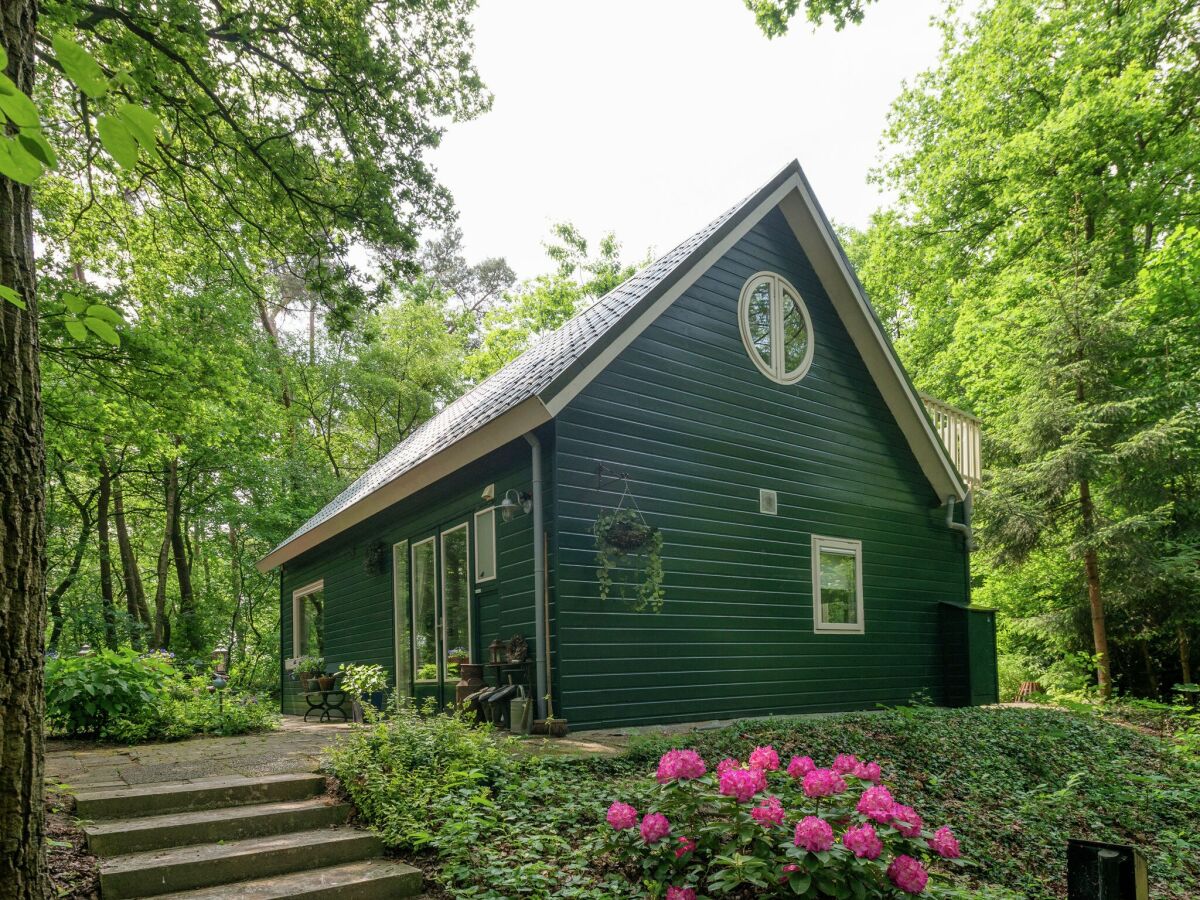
(45, 717), (350, 792)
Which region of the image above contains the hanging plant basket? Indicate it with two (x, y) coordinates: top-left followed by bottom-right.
(594, 507), (665, 613)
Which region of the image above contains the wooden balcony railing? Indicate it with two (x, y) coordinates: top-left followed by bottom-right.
(920, 393), (982, 488)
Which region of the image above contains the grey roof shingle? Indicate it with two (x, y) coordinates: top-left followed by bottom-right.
(271, 188), (749, 556)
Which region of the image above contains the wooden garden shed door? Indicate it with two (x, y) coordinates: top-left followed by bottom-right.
(404, 521), (472, 708)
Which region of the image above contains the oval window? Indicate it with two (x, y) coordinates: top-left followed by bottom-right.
(737, 272), (814, 384)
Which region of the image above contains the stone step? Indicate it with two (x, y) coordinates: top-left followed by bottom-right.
(150, 859), (424, 899)
(85, 798), (351, 856)
(75, 773), (326, 820)
(99, 827), (381, 899)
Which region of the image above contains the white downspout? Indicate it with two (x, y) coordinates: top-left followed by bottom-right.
(524, 432), (548, 720)
(945, 493), (976, 551)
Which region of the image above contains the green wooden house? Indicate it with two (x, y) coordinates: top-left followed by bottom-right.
(258, 160), (997, 730)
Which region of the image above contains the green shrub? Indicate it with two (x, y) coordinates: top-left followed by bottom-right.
(45, 648), (174, 736)
(996, 652), (1042, 701)
(107, 688), (279, 743)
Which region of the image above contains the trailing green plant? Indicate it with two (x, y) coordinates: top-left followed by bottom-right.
(594, 507), (665, 613)
(44, 648), (174, 737)
(338, 663), (388, 700)
(293, 655), (325, 676)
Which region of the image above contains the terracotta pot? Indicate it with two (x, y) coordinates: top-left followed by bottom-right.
(455, 663), (486, 707)
(317, 675), (334, 691)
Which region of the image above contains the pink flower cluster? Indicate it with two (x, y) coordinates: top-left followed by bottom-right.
(802, 767), (847, 798)
(639, 812), (671, 844)
(856, 785), (896, 823)
(718, 765), (766, 803)
(842, 823), (883, 860)
(665, 888), (695, 900)
(786, 755), (815, 778)
(793, 815), (834, 852)
(656, 749), (707, 783)
(888, 854), (930, 894)
(748, 745), (781, 771)
(928, 825), (961, 859)
(751, 795), (785, 828)
(675, 836), (696, 858)
(606, 801), (637, 831)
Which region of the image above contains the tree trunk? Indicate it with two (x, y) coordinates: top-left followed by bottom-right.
(1078, 476), (1112, 698)
(168, 460), (198, 656)
(152, 462), (177, 649)
(47, 513), (91, 654)
(0, 0), (51, 892)
(113, 475), (150, 648)
(1180, 626), (1193, 686)
(96, 460), (119, 651)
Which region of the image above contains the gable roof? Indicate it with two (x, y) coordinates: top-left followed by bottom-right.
(257, 160), (966, 573)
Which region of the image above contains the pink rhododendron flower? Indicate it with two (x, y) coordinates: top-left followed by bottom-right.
(666, 888), (696, 900)
(888, 855), (929, 894)
(778, 863), (801, 884)
(856, 785), (896, 823)
(606, 802), (637, 830)
(749, 745), (781, 771)
(833, 753), (859, 774)
(793, 815), (834, 852)
(852, 761), (882, 783)
(802, 767), (847, 798)
(751, 795), (785, 827)
(718, 767), (764, 803)
(842, 823), (883, 860)
(656, 749), (707, 783)
(787, 755), (816, 778)
(892, 804), (923, 838)
(675, 836), (696, 858)
(716, 757), (741, 776)
(639, 813), (671, 844)
(928, 825), (962, 859)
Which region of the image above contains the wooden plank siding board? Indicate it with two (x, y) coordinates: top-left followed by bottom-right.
(553, 207), (967, 730)
(278, 434), (553, 715)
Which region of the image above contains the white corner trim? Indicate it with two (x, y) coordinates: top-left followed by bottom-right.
(810, 535), (864, 635)
(778, 188), (966, 501)
(542, 173), (806, 417)
(256, 396), (552, 572)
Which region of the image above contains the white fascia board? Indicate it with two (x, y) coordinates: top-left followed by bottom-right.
(777, 187), (967, 501)
(542, 173), (805, 417)
(256, 396), (552, 572)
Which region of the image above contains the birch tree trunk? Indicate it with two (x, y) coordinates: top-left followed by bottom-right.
(0, 0), (51, 892)
(96, 461), (119, 650)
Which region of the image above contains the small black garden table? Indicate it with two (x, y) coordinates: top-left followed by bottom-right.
(303, 690), (349, 723)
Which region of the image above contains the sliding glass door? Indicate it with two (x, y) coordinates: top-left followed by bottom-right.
(400, 522), (472, 707)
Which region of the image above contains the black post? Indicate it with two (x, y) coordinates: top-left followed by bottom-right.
(1067, 840), (1148, 900)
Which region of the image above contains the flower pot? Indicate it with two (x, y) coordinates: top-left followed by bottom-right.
(317, 675), (334, 691)
(455, 663), (486, 707)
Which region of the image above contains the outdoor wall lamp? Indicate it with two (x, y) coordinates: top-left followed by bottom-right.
(499, 489), (532, 522)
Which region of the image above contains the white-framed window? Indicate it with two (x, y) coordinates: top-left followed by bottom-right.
(474, 507), (497, 582)
(737, 271), (814, 384)
(810, 536), (864, 634)
(291, 580), (325, 659)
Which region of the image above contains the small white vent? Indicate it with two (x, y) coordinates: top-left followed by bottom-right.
(759, 488), (778, 515)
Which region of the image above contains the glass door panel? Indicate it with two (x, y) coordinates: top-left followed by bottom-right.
(411, 537), (438, 688)
(441, 524), (470, 691)
(392, 540), (411, 696)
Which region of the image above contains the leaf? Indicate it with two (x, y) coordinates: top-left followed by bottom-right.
(0, 74), (40, 128)
(96, 115), (138, 170)
(0, 284), (26, 309)
(84, 316), (120, 346)
(86, 304), (124, 326)
(64, 319), (88, 342)
(62, 293), (87, 315)
(0, 137), (42, 184)
(52, 34), (108, 99)
(19, 131), (57, 169)
(117, 103), (162, 152)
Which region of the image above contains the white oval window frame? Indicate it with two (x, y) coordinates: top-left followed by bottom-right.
(737, 271), (815, 385)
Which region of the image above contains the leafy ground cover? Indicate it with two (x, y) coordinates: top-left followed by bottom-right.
(326, 704), (1200, 898)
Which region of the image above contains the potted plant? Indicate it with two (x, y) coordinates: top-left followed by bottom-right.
(293, 655), (325, 691)
(594, 507), (664, 613)
(337, 663), (388, 722)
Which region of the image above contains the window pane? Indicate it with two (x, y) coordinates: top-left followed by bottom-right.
(819, 549), (857, 625)
(746, 280), (772, 368)
(297, 590), (323, 657)
(412, 540), (438, 682)
(781, 289), (809, 374)
(393, 541), (411, 694)
(442, 526), (470, 677)
(475, 509), (496, 581)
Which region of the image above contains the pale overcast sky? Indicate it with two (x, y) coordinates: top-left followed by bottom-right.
(430, 0), (955, 278)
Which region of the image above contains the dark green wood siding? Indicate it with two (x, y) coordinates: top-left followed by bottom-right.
(279, 433), (553, 715)
(554, 207), (969, 729)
